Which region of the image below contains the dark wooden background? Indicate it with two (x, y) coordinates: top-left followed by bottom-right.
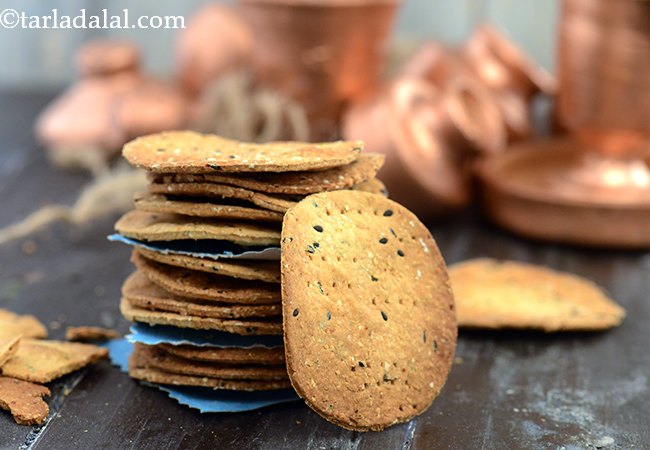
(1, 92), (648, 449)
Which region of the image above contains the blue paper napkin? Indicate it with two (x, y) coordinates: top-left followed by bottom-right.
(108, 234), (280, 260)
(106, 338), (298, 413)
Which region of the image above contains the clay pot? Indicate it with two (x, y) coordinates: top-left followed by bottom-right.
(239, 0), (400, 141)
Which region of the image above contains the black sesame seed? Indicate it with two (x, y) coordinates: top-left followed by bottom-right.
(313, 225), (323, 232)
(359, 361), (365, 368)
(390, 228), (397, 237)
(423, 331), (427, 343)
(313, 242), (320, 248)
(397, 249), (405, 257)
(313, 201), (318, 207)
(327, 311), (331, 320)
(282, 237), (293, 243)
(381, 311), (388, 321)
(229, 155), (237, 159)
(317, 281), (324, 294)
(307, 245), (315, 254)
(156, 148), (166, 153)
(208, 164), (222, 170)
(433, 339), (438, 352)
(383, 210), (393, 217)
(379, 237), (388, 244)
(370, 275), (378, 282)
(293, 308), (299, 317)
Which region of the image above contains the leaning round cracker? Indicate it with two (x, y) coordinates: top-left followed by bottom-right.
(123, 130), (362, 173)
(150, 153), (385, 195)
(115, 210), (280, 246)
(136, 247), (281, 283)
(134, 193), (284, 222)
(281, 191), (457, 431)
(450, 258), (626, 331)
(158, 344), (285, 365)
(122, 271), (281, 319)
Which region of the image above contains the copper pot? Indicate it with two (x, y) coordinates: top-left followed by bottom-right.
(176, 5), (252, 97)
(555, 0), (650, 135)
(239, 0), (400, 141)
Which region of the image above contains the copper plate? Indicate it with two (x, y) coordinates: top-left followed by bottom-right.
(480, 138), (650, 248)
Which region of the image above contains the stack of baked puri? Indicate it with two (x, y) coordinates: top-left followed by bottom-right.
(112, 130), (391, 396)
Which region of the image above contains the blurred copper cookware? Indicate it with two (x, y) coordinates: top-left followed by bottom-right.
(344, 75), (506, 220)
(462, 24), (556, 141)
(36, 40), (188, 170)
(239, 0), (400, 141)
(176, 5), (252, 98)
(400, 42), (506, 156)
(479, 137), (650, 248)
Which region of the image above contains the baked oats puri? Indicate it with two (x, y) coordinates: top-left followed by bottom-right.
(281, 191), (457, 431)
(450, 258), (626, 331)
(123, 130), (363, 173)
(148, 153), (385, 195)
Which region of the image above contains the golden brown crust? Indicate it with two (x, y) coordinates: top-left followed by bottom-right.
(122, 130), (362, 173)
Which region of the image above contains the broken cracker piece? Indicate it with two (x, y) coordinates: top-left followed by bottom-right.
(66, 326), (120, 343)
(1, 339), (108, 383)
(0, 309), (47, 339)
(0, 376), (50, 425)
(0, 336), (21, 368)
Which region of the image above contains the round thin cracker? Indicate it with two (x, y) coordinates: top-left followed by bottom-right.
(123, 130), (362, 173)
(158, 343), (285, 365)
(134, 193), (284, 222)
(281, 191), (457, 431)
(148, 182), (296, 213)
(115, 210), (280, 246)
(122, 271), (281, 319)
(131, 252), (280, 304)
(120, 297), (283, 335)
(135, 344), (288, 381)
(136, 247), (281, 283)
(128, 350), (291, 391)
(150, 153), (385, 194)
(449, 258), (626, 331)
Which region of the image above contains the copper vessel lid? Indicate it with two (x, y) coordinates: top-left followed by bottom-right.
(480, 137), (650, 247)
(76, 41), (140, 77)
(464, 24), (556, 98)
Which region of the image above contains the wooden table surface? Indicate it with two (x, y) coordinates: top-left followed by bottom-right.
(1, 92), (648, 450)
